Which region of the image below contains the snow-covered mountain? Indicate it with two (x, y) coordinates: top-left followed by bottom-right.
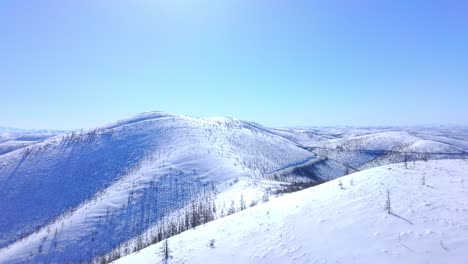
(114, 159), (468, 264)
(1, 113), (467, 264)
(0, 112), (314, 263)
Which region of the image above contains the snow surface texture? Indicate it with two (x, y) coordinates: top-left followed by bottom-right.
(115, 159), (468, 264)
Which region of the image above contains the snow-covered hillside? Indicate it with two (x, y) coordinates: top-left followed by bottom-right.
(1, 114), (467, 264)
(115, 159), (468, 264)
(0, 127), (63, 156)
(314, 131), (466, 153)
(0, 112), (313, 263)
(289, 129), (468, 173)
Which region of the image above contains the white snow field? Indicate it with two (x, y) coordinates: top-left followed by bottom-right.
(115, 159), (468, 264)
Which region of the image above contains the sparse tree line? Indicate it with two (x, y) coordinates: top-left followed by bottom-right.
(266, 164), (326, 195)
(95, 167), (314, 264)
(273, 181), (323, 195)
(18, 122), (174, 160)
(12, 161), (210, 263)
(312, 143), (468, 171)
(7, 125), (170, 254)
(95, 190), (261, 264)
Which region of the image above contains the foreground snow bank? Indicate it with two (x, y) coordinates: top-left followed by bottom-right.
(115, 159), (468, 264)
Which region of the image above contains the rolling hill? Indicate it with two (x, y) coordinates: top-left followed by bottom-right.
(0, 112), (313, 263)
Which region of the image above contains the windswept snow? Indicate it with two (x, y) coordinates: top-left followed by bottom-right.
(114, 159), (468, 264)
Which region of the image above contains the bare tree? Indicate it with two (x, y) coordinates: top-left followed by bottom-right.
(227, 201), (236, 215)
(404, 153), (409, 169)
(395, 142), (412, 169)
(240, 195), (246, 211)
(384, 190), (391, 213)
(423, 155), (429, 162)
(160, 239), (171, 264)
(249, 200), (258, 207)
(208, 239), (216, 248)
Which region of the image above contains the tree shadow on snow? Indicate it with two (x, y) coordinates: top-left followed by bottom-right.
(389, 212), (414, 225)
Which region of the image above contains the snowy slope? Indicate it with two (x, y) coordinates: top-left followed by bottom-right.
(267, 128), (332, 147)
(0, 112), (313, 263)
(0, 127), (63, 155)
(115, 159), (468, 264)
(283, 129), (468, 172)
(411, 132), (468, 151)
(315, 131), (466, 153)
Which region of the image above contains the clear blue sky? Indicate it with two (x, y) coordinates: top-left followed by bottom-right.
(1, 0), (467, 129)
